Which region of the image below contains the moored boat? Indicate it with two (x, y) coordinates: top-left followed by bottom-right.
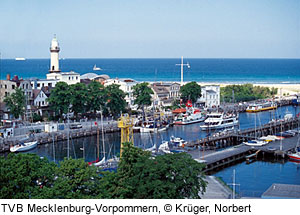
(174, 100), (206, 125)
(288, 135), (300, 161)
(288, 152), (300, 161)
(200, 112), (238, 130)
(246, 101), (277, 113)
(10, 141), (38, 152)
(244, 140), (268, 147)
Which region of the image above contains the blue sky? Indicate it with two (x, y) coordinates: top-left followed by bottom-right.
(0, 0), (299, 58)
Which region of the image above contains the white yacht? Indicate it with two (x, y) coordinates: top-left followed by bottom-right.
(200, 112), (238, 130)
(10, 141), (38, 152)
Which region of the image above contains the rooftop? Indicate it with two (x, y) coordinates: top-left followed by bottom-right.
(262, 183), (300, 199)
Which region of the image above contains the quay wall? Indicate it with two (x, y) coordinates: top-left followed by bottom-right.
(0, 124), (120, 153)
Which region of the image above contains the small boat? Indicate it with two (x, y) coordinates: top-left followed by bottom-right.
(93, 157), (106, 166)
(15, 57), (26, 61)
(93, 64), (102, 71)
(158, 141), (172, 154)
(288, 152), (300, 161)
(200, 112), (238, 130)
(10, 141), (38, 152)
(246, 101), (277, 113)
(288, 135), (300, 161)
(170, 136), (186, 147)
(244, 140), (268, 147)
(140, 121), (169, 133)
(145, 143), (157, 153)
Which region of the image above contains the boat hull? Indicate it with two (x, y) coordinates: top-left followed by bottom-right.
(10, 141), (38, 152)
(246, 106), (277, 113)
(288, 153), (300, 161)
(200, 121), (238, 130)
(174, 117), (205, 125)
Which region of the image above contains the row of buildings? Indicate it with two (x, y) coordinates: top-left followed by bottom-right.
(0, 36), (220, 120)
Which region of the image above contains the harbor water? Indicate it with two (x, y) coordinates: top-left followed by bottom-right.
(7, 104), (299, 198)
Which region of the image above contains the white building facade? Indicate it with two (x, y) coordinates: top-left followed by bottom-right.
(197, 85), (220, 108)
(31, 79), (57, 90)
(104, 78), (137, 108)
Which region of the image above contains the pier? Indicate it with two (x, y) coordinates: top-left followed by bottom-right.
(188, 118), (300, 173)
(187, 118), (300, 149)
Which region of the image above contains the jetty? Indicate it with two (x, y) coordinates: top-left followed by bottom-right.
(188, 118), (300, 173)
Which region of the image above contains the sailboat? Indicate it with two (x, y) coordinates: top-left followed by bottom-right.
(89, 111), (106, 166)
(244, 112), (268, 147)
(288, 135), (300, 161)
(93, 64), (102, 71)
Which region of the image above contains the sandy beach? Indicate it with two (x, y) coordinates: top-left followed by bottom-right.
(197, 82), (300, 96)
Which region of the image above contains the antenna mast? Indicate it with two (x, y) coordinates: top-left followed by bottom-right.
(176, 56), (190, 86)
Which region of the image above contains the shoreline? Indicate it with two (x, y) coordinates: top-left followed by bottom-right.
(197, 82), (300, 96)
(150, 80), (300, 96)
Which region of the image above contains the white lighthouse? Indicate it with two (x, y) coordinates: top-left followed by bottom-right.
(49, 35), (60, 73)
(46, 35), (80, 85)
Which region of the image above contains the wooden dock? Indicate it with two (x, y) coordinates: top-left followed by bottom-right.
(191, 135), (299, 173)
(187, 118), (300, 149)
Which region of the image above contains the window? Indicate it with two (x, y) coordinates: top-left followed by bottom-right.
(76, 76), (78, 80)
(49, 83), (52, 87)
(12, 85), (15, 89)
(5, 85), (7, 89)
(72, 76), (74, 80)
(42, 83), (44, 87)
(69, 77), (71, 80)
(26, 84), (28, 89)
(5, 92), (8, 96)
(37, 83), (40, 88)
(42, 101), (44, 105)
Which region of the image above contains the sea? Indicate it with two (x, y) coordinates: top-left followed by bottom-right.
(1, 58), (300, 83)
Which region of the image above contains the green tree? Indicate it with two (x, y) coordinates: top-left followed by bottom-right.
(70, 83), (88, 118)
(87, 81), (107, 113)
(180, 81), (201, 104)
(47, 82), (71, 117)
(4, 88), (26, 119)
(42, 158), (102, 199)
(101, 142), (207, 199)
(132, 82), (154, 120)
(106, 84), (127, 115)
(220, 84), (277, 103)
(0, 154), (55, 199)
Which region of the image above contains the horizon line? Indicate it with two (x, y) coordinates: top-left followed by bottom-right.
(2, 57), (300, 60)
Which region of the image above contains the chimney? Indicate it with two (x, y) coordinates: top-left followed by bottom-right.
(6, 73), (11, 80)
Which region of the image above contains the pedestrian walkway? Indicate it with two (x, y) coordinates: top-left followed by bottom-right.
(199, 176), (232, 199)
